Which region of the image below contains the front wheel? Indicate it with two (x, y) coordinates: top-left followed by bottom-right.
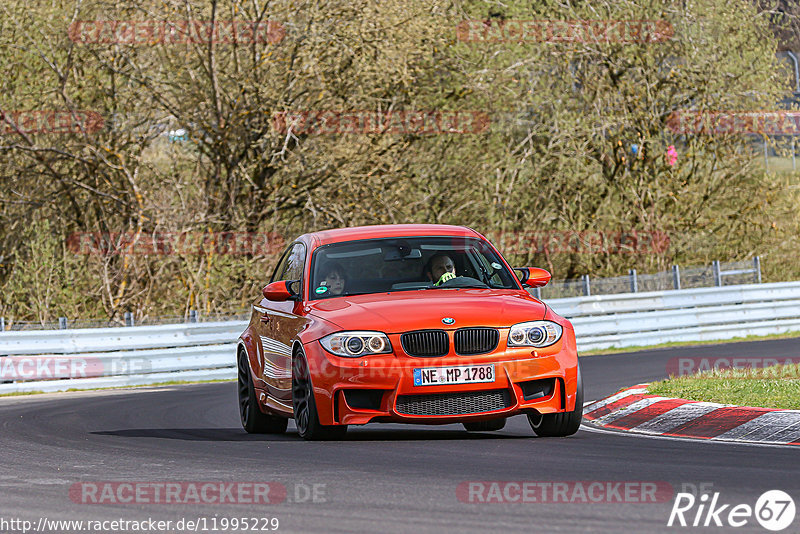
(528, 365), (583, 437)
(238, 350), (288, 434)
(292, 350), (347, 441)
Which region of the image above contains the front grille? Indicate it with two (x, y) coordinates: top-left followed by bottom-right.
(401, 330), (449, 357)
(454, 327), (500, 355)
(395, 390), (512, 416)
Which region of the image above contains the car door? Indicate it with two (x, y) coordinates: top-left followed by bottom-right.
(258, 242), (308, 409)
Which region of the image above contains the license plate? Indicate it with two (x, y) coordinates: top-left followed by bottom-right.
(413, 364), (495, 386)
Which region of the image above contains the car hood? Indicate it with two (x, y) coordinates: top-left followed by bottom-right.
(306, 289), (546, 333)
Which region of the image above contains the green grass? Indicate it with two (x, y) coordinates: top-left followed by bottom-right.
(0, 390), (47, 397)
(0, 378), (234, 398)
(647, 364), (800, 409)
(580, 330), (800, 356)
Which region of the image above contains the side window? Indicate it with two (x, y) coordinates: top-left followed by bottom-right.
(270, 245), (294, 283)
(271, 243), (306, 284)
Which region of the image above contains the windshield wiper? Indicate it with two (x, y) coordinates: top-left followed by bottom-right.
(427, 279), (489, 290)
(475, 263), (499, 287)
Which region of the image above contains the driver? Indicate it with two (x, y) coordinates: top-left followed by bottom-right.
(318, 262), (346, 296)
(425, 253), (457, 286)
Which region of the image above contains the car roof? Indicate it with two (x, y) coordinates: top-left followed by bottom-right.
(301, 224), (484, 247)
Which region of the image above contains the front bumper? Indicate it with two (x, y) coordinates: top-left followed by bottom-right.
(304, 330), (579, 426)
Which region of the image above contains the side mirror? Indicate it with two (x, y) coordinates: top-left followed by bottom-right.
(262, 280), (300, 301)
(514, 267), (551, 288)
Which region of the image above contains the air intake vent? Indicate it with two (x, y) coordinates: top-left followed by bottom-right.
(343, 389), (385, 410)
(395, 390), (512, 416)
(401, 330), (449, 357)
(519, 378), (555, 401)
(454, 328), (500, 355)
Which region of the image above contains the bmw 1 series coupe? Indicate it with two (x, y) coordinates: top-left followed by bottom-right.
(237, 224), (582, 440)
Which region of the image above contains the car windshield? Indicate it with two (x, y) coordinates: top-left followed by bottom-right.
(310, 236), (519, 299)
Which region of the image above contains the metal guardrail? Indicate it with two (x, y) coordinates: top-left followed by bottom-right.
(2, 281), (800, 394)
(548, 281), (800, 351)
(0, 321), (246, 394)
(0, 311), (250, 332)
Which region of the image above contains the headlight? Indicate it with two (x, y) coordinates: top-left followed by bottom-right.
(320, 331), (393, 357)
(507, 321), (563, 348)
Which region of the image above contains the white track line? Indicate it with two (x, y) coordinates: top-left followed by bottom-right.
(579, 423), (799, 450)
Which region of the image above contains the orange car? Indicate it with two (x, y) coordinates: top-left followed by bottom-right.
(237, 224), (582, 440)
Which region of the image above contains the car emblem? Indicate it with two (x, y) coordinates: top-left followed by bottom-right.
(442, 317), (455, 325)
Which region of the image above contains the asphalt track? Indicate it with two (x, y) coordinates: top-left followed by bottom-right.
(2, 338), (800, 533)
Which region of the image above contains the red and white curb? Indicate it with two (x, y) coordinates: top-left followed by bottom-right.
(582, 384), (800, 446)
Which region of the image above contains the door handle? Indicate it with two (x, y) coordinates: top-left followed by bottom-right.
(260, 315), (270, 323)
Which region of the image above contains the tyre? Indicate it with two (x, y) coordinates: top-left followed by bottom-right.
(292, 350), (348, 441)
(527, 365), (583, 437)
(463, 418), (506, 432)
(238, 349), (288, 434)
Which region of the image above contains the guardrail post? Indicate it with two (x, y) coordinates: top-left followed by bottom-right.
(754, 256), (762, 284)
(0, 317), (4, 331)
(532, 287), (541, 300)
(58, 317), (68, 329)
(672, 265), (681, 290)
(712, 260), (722, 286)
(582, 274), (591, 296)
(189, 310), (198, 323)
(124, 312), (134, 327)
(629, 269), (638, 293)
